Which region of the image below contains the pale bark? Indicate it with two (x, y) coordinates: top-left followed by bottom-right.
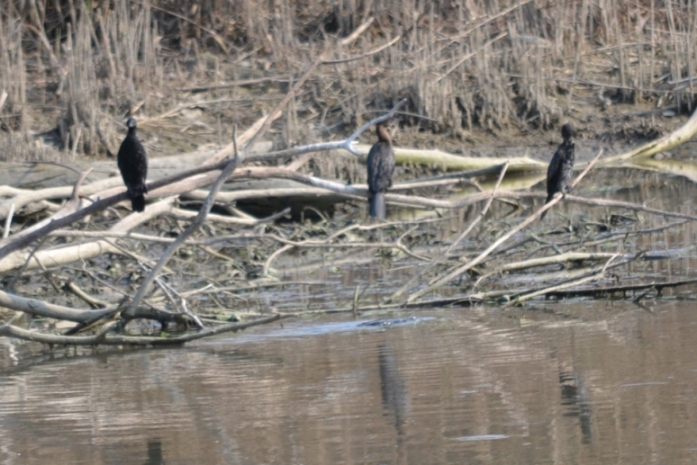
(602, 106), (697, 163)
(0, 198), (176, 273)
(0, 290), (112, 322)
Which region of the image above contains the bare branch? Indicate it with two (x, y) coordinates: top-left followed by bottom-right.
(0, 314), (284, 346)
(390, 162), (509, 302)
(407, 149), (603, 303)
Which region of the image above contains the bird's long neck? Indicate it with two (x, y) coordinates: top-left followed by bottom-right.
(376, 123), (391, 145)
(128, 127), (137, 137)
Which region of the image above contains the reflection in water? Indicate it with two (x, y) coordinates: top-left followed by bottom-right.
(559, 369), (592, 445)
(557, 329), (593, 446)
(618, 156), (697, 183)
(3, 303), (697, 464)
(144, 438), (165, 465)
(378, 342), (409, 436)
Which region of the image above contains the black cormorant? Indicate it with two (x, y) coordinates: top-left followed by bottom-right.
(541, 123), (575, 219)
(367, 119), (395, 219)
(117, 117), (148, 212)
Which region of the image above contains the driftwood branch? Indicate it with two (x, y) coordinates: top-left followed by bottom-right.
(0, 153), (232, 260)
(504, 254), (621, 307)
(127, 49), (327, 320)
(544, 277), (697, 299)
(3, 34), (697, 351)
(474, 251), (619, 286)
(248, 98), (408, 162)
(0, 197), (177, 273)
(0, 289), (113, 322)
(0, 288), (193, 327)
(603, 106), (697, 163)
(0, 314), (284, 346)
(389, 162), (509, 302)
(129, 146), (239, 312)
(406, 149), (604, 303)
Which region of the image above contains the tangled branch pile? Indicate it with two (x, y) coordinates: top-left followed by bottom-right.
(2, 1), (697, 348)
(2, 98), (697, 347)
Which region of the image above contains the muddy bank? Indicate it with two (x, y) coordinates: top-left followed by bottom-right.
(2, 0), (697, 166)
(2, 1), (697, 350)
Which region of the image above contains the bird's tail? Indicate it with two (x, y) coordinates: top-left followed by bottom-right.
(131, 194), (146, 212)
(540, 193), (554, 220)
(369, 192), (386, 219)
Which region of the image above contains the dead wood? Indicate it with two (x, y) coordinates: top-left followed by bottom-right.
(0, 197), (177, 273)
(406, 149), (604, 303)
(0, 169), (92, 246)
(389, 162), (510, 301)
(0, 289), (113, 322)
(0, 314), (284, 346)
(0, 157), (240, 260)
(0, 288), (193, 327)
(6, 3), (697, 355)
(504, 254), (622, 307)
(543, 277), (697, 299)
(603, 106), (697, 163)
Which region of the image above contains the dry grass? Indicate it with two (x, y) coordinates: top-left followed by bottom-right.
(1, 0), (697, 162)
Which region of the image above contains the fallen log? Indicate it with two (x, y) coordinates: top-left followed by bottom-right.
(602, 106), (697, 163)
(0, 314), (284, 346)
(0, 142), (274, 190)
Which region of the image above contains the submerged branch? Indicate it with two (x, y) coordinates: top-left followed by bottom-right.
(406, 149), (604, 303)
(0, 314), (284, 346)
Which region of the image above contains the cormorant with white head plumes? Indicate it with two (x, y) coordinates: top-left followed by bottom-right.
(117, 117), (148, 212)
(541, 123), (575, 219)
(367, 119), (395, 219)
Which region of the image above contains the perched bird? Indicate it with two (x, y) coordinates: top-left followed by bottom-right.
(367, 119), (395, 219)
(541, 123), (575, 219)
(117, 117), (148, 212)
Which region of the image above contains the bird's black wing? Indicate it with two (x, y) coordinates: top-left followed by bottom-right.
(367, 141), (395, 194)
(117, 136), (148, 196)
(558, 141), (575, 193)
(546, 140), (574, 200)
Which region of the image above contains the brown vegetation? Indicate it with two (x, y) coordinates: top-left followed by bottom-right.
(1, 1), (697, 348)
(2, 0), (697, 161)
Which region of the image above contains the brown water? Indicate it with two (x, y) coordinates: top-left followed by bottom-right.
(2, 300), (697, 464)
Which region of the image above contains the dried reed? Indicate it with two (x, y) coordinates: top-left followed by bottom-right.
(1, 0), (696, 163)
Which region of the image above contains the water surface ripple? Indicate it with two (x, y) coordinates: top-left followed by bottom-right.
(2, 302), (697, 464)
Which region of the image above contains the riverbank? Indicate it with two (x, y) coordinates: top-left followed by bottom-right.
(1, 0), (695, 166)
